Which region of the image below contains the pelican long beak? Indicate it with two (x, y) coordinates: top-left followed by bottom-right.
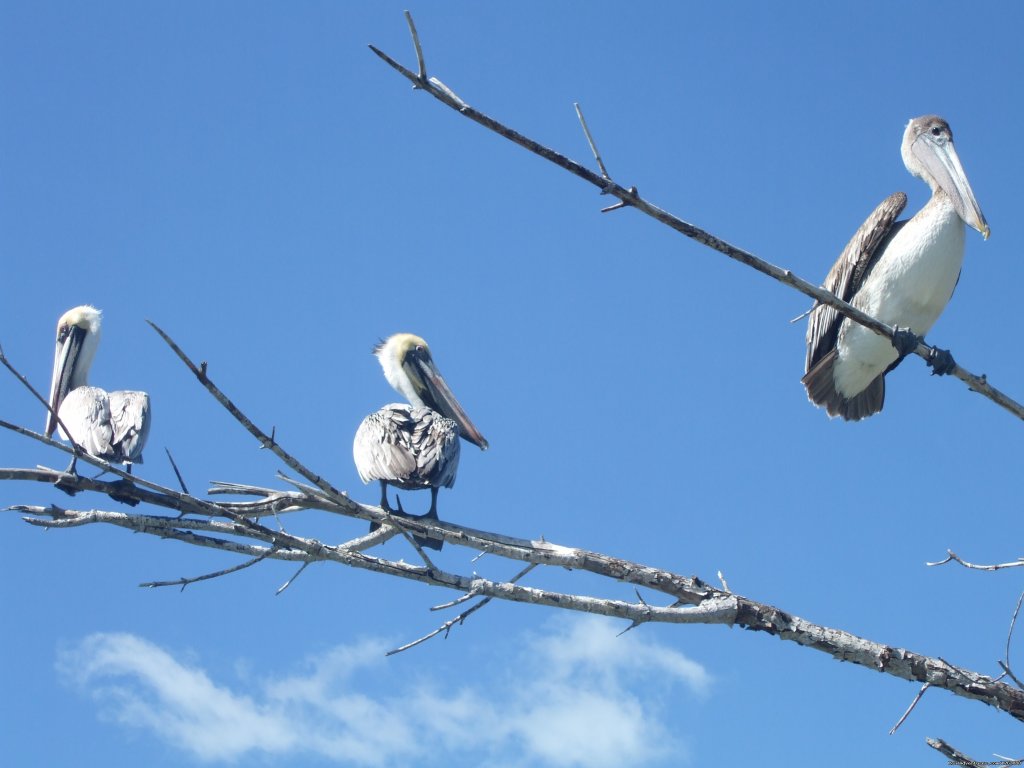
(406, 356), (489, 450)
(46, 325), (84, 437)
(913, 132), (990, 239)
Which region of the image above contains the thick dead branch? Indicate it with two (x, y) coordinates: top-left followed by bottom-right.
(926, 737), (1021, 766)
(5, 485), (1024, 722)
(369, 16), (1024, 422)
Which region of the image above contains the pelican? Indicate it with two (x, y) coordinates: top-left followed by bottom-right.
(353, 333), (487, 549)
(46, 306), (151, 488)
(803, 116), (989, 421)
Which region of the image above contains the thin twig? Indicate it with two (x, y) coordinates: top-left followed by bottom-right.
(997, 661), (1024, 690)
(1004, 589), (1024, 689)
(370, 14), (1024, 423)
(277, 560), (311, 595)
(164, 447), (190, 494)
(927, 549), (1024, 570)
(889, 682), (930, 735)
(403, 10), (426, 83)
(140, 550), (274, 591)
(431, 589), (481, 612)
(574, 102), (610, 180)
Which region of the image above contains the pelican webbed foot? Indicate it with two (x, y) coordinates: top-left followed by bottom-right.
(926, 346), (957, 376)
(891, 327), (922, 359)
(371, 485), (443, 550)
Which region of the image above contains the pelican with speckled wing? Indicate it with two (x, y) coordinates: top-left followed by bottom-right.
(354, 333), (487, 549)
(803, 116), (989, 421)
(46, 306), (151, 483)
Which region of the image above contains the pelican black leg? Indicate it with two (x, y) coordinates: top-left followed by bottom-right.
(926, 346), (957, 376)
(414, 488), (443, 551)
(53, 454), (81, 497)
(370, 482), (442, 550)
(891, 327), (921, 359)
(368, 480), (391, 532)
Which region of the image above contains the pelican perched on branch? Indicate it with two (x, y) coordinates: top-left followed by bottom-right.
(354, 333), (487, 549)
(46, 306), (151, 482)
(803, 115), (989, 421)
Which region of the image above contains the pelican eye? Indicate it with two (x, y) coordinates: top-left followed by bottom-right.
(930, 126), (943, 137)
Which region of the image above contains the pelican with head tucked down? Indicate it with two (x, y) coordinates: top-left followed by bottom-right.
(354, 333), (487, 549)
(803, 115), (989, 421)
(46, 306), (151, 487)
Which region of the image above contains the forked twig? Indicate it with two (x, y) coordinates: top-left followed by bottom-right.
(141, 550), (275, 591)
(387, 562), (538, 656)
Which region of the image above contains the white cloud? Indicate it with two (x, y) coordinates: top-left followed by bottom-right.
(57, 614), (710, 767)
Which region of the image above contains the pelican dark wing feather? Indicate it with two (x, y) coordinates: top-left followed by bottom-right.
(805, 191), (908, 372)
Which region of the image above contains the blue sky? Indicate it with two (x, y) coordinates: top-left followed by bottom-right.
(2, 2), (1023, 765)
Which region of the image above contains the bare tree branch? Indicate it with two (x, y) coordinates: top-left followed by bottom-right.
(368, 16), (1024, 423)
(926, 737), (1022, 766)
(5, 473), (1024, 722)
(928, 549), (1024, 571)
(1002, 589), (1024, 690)
(926, 738), (978, 764)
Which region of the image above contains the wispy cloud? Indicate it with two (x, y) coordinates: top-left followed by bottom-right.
(58, 614), (710, 767)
